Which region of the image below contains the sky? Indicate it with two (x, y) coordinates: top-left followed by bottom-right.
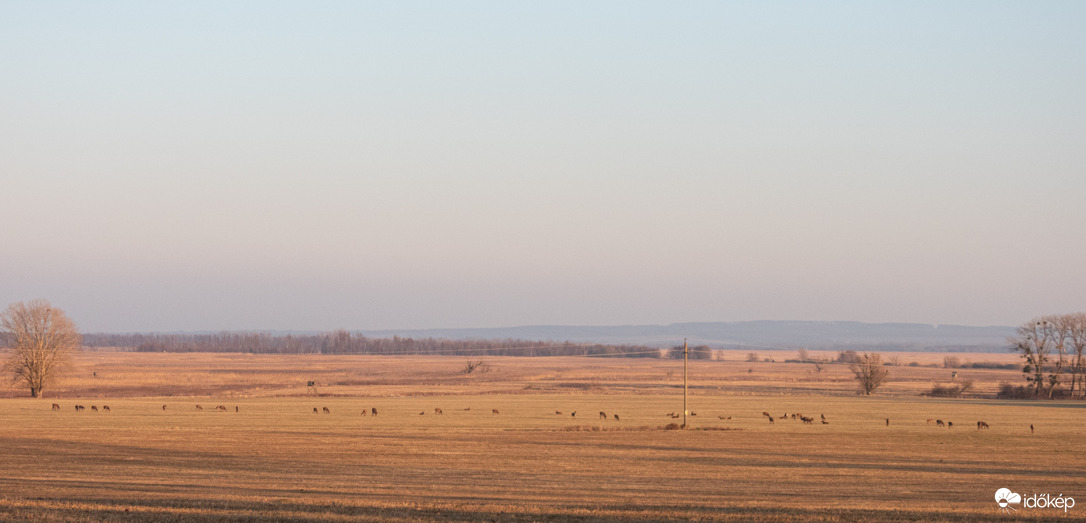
(2, 2), (1085, 333)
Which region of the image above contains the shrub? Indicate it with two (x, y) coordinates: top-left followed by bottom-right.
(836, 350), (860, 364)
(926, 380), (974, 397)
(997, 383), (1035, 399)
(462, 360), (490, 374)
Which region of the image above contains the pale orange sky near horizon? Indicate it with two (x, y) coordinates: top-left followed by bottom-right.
(2, 2), (1084, 332)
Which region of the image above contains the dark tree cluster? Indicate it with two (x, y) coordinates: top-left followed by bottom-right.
(666, 344), (714, 360)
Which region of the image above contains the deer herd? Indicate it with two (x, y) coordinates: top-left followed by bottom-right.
(43, 402), (1010, 432)
(68, 404), (110, 412)
(760, 411), (828, 425)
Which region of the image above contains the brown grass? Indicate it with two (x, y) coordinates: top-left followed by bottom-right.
(0, 351), (1082, 522)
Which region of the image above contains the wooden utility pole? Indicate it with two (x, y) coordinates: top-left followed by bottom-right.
(683, 338), (688, 428)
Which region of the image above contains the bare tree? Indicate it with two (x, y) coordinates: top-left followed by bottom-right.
(1, 300), (81, 398)
(1049, 314), (1073, 398)
(849, 352), (889, 395)
(1010, 317), (1059, 398)
(1065, 312), (1086, 398)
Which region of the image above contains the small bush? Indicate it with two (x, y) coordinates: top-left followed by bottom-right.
(926, 380), (974, 397)
(462, 360), (491, 374)
(836, 350), (860, 364)
(664, 423), (682, 430)
(996, 383), (1035, 399)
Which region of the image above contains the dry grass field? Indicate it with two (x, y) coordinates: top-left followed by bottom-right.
(1, 350), (1084, 522)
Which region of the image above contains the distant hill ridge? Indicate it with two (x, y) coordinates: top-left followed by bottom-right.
(358, 320), (1015, 353)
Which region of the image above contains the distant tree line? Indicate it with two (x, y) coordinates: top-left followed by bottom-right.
(665, 344), (713, 360)
(81, 331), (660, 357)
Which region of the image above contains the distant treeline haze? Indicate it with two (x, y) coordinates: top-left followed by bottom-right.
(81, 331), (661, 357)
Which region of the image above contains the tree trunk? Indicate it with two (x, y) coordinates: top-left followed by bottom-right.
(30, 387), (39, 398)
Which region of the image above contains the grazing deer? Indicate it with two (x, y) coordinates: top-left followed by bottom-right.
(75, 405), (84, 412)
(1030, 424), (1034, 433)
(51, 403), (60, 411)
(781, 413), (788, 420)
(768, 416), (774, 424)
(926, 418), (935, 425)
(371, 407), (378, 416)
(419, 411), (425, 415)
(885, 418), (889, 426)
(718, 415), (732, 420)
(947, 421), (953, 428)
(555, 411), (563, 415)
(571, 411), (576, 417)
(492, 409), (499, 415)
(936, 419), (945, 427)
(791, 413), (799, 420)
(977, 421), (989, 430)
(599, 411), (607, 420)
(690, 412), (697, 416)
(216, 405), (227, 412)
(91, 406), (98, 412)
(322, 407), (330, 414)
(434, 408), (443, 415)
(463, 407), (470, 411)
(313, 407), (319, 414)
(102, 406), (110, 413)
(762, 411), (771, 418)
(613, 414), (620, 421)
(361, 409), (368, 416)
(162, 405), (167, 411)
(801, 416), (813, 425)
(235, 406), (239, 413)
(195, 405), (203, 411)
(820, 414), (826, 421)
(821, 419), (829, 425)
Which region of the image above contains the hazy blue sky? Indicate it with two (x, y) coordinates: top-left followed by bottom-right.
(2, 2), (1084, 332)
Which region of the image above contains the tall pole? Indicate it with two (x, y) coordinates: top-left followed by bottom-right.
(683, 338), (688, 428)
